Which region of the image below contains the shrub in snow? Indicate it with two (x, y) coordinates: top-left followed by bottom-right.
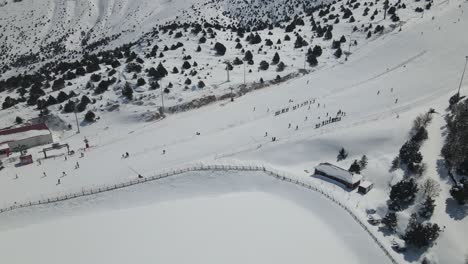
(312, 45), (323, 57)
(233, 57), (243, 65)
(307, 54), (318, 67)
(381, 211), (397, 232)
(418, 196), (435, 219)
(57, 91), (68, 103)
(214, 42), (227, 56)
(185, 78), (192, 85)
(450, 181), (468, 205)
(348, 160), (361, 174)
(276, 61), (286, 72)
(198, 81), (205, 88)
(85, 111), (96, 122)
(15, 116), (23, 124)
(334, 47), (343, 58)
(182, 61), (191, 69)
(90, 74), (101, 82)
(259, 61), (269, 71)
(63, 100), (76, 113)
(137, 78), (146, 87)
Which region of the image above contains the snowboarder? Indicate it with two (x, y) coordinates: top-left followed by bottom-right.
(138, 174), (143, 179)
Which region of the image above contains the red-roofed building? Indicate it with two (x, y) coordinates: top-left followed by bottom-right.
(0, 124), (53, 152)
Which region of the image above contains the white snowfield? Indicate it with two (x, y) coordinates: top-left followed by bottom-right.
(0, 0), (467, 263)
(0, 170), (392, 264)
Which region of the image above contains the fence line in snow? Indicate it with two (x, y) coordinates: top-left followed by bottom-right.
(0, 164), (398, 264)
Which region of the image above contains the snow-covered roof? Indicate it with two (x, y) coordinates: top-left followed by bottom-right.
(0, 124), (51, 145)
(0, 143), (9, 149)
(360, 180), (373, 189)
(315, 163), (362, 184)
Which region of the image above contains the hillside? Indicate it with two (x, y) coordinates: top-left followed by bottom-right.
(1, 0), (468, 263)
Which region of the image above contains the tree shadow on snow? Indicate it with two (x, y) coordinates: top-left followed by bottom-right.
(401, 246), (426, 263)
(436, 159), (452, 183)
(445, 197), (468, 221)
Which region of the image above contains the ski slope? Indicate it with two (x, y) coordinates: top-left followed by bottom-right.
(0, 0), (468, 263)
(0, 170), (392, 264)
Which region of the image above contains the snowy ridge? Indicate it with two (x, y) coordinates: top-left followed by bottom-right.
(0, 162), (399, 264)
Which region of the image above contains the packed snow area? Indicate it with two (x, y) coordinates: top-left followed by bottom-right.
(0, 170), (391, 264)
(0, 0), (467, 263)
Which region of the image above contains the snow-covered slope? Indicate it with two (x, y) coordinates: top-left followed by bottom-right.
(0, 0), (468, 263)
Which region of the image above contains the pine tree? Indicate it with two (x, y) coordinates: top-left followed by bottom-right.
(389, 178), (418, 211)
(337, 147), (348, 161)
(381, 211), (397, 232)
(244, 50), (253, 61)
(272, 52), (280, 65)
(259, 60), (269, 71)
(418, 196), (435, 219)
(359, 155), (368, 170)
(390, 155), (400, 171)
(122, 83), (133, 100)
(349, 160), (361, 174)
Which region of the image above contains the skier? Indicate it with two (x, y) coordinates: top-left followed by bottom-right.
(126, 152), (129, 158)
(288, 123), (291, 128)
(62, 171), (67, 177)
(395, 98), (399, 104)
(43, 172), (47, 177)
(15, 174), (18, 179)
(295, 125), (299, 130)
(265, 132), (268, 137)
(377, 90), (380, 95)
(162, 149), (166, 155)
(64, 156), (67, 161)
(75, 162), (80, 169)
(80, 152), (84, 158)
(138, 174), (143, 179)
(305, 116), (308, 121)
(57, 179), (61, 185)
